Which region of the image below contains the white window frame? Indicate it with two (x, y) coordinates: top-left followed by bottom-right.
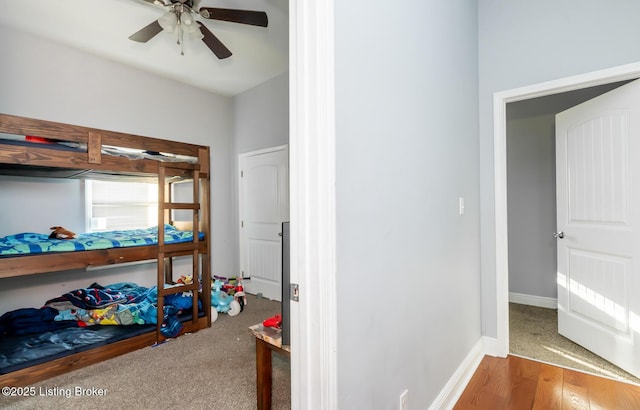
(84, 179), (158, 233)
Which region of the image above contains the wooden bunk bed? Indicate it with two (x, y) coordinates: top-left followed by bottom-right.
(0, 113), (212, 386)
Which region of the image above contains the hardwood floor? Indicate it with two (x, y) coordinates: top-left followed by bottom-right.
(454, 355), (640, 409)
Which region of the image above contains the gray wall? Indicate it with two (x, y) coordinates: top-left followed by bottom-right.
(231, 73), (289, 274)
(478, 0), (640, 338)
(506, 114), (557, 298)
(335, 1), (481, 407)
(0, 25), (234, 311)
(0, 177), (85, 237)
(233, 73), (289, 155)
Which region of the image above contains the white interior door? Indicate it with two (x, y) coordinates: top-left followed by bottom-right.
(556, 79), (640, 378)
(239, 145), (289, 301)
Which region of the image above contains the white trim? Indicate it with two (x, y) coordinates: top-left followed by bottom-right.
(428, 338), (485, 410)
(238, 144), (288, 159)
(482, 336), (500, 358)
(509, 292), (558, 309)
(494, 92), (509, 358)
(493, 61), (640, 358)
(289, 0), (338, 409)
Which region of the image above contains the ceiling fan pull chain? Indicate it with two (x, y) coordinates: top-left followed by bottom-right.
(179, 16), (185, 55)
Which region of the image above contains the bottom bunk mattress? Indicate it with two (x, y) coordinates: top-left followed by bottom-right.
(0, 323), (155, 375)
(0, 224), (204, 256)
(0, 282), (204, 375)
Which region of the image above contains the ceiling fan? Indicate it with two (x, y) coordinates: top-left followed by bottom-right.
(128, 0), (268, 59)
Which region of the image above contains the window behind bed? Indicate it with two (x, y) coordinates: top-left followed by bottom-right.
(85, 180), (158, 232)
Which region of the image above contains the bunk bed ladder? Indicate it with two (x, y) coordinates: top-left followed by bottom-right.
(155, 163), (204, 342)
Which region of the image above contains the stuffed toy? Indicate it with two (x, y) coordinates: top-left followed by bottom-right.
(177, 275), (193, 285)
(48, 226), (78, 240)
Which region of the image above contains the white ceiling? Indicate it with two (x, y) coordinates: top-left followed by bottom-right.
(0, 0), (288, 96)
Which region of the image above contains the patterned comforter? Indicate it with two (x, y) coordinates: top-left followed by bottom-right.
(0, 225), (204, 256)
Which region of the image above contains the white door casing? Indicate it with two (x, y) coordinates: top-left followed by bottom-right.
(289, 0), (339, 406)
(556, 79), (640, 379)
(492, 62), (640, 359)
(239, 145), (289, 301)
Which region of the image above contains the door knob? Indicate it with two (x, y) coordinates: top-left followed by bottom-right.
(553, 232), (564, 239)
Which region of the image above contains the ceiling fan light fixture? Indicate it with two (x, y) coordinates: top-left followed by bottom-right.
(129, 3), (268, 59)
(182, 21), (204, 40)
(184, 32), (204, 41)
(180, 11), (195, 27)
(158, 11), (178, 32)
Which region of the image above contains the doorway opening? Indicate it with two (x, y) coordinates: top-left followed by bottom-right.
(238, 144), (289, 301)
(505, 83), (639, 383)
(493, 62), (640, 383)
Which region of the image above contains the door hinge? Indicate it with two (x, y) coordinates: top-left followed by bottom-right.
(241, 221), (244, 228)
(240, 170), (243, 177)
(290, 283), (299, 302)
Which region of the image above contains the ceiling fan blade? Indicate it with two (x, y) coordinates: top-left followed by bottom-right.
(128, 20), (163, 43)
(136, 0), (171, 7)
(198, 22), (232, 59)
(199, 7), (268, 27)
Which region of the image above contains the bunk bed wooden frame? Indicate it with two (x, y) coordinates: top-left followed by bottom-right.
(0, 113), (212, 386)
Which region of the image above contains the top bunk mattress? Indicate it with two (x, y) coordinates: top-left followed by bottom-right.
(0, 225), (204, 257)
(0, 135), (199, 163)
(0, 114), (210, 180)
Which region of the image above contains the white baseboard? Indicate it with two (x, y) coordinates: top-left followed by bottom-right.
(509, 292), (557, 309)
(428, 338), (485, 410)
(482, 336), (501, 357)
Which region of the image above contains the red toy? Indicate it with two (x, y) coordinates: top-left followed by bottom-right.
(262, 314), (282, 329)
(26, 135), (55, 144)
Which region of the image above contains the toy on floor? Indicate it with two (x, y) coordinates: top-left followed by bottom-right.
(211, 278), (242, 318)
(48, 226), (78, 240)
(213, 275), (247, 310)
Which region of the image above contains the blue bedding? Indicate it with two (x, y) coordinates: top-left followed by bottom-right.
(0, 326), (155, 374)
(0, 281), (202, 374)
(0, 225), (204, 256)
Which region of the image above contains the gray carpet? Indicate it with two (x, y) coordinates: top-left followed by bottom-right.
(1, 294), (291, 410)
(509, 302), (640, 385)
